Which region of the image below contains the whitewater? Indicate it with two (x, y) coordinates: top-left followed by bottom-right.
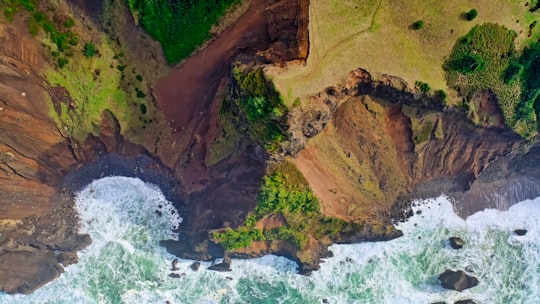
(1, 176), (539, 303)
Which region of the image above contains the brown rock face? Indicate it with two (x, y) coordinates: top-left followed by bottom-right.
(0, 0), (312, 293)
(288, 68), (526, 222)
(0, 251), (61, 294)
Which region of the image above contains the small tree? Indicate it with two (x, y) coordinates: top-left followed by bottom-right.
(83, 42), (96, 58)
(413, 20), (424, 30)
(466, 9), (478, 21)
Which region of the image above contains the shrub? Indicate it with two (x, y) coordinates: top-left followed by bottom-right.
(57, 57), (68, 69)
(415, 81), (431, 93)
(412, 20), (424, 30)
(466, 9), (478, 21)
(83, 42), (96, 57)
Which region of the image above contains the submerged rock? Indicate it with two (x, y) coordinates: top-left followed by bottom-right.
(449, 237), (465, 249)
(438, 269), (479, 291)
(514, 229), (527, 236)
(455, 300), (476, 304)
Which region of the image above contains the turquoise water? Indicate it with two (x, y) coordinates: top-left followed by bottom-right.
(1, 176), (539, 303)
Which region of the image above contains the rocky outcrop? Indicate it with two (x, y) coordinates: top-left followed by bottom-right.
(438, 269), (479, 292)
(515, 229), (528, 236)
(449, 237), (465, 249)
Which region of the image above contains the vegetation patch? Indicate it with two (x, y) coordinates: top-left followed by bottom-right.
(213, 161), (362, 250)
(126, 0), (240, 64)
(2, 0), (86, 68)
(444, 23), (535, 136)
(227, 67), (288, 152)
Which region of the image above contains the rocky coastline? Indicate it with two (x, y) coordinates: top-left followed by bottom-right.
(1, 0), (540, 295)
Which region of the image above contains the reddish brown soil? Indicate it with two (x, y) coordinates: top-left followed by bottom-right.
(153, 0), (310, 258)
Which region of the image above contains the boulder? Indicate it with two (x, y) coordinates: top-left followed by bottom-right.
(171, 259), (179, 271)
(190, 261), (201, 271)
(514, 229), (527, 236)
(438, 269), (479, 291)
(449, 237), (465, 249)
(455, 300), (476, 304)
(208, 256), (231, 272)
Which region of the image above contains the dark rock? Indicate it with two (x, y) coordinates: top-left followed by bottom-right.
(208, 262), (232, 272)
(438, 269), (479, 291)
(449, 237), (465, 249)
(171, 258), (179, 271)
(431, 302), (446, 304)
(455, 300), (476, 304)
(514, 229), (527, 236)
(168, 273), (185, 278)
(322, 299), (329, 304)
(208, 256), (231, 272)
(190, 261), (201, 271)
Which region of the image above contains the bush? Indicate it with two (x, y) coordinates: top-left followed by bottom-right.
(466, 9), (478, 21)
(83, 42), (96, 57)
(415, 81), (431, 93)
(57, 57), (68, 69)
(412, 20), (424, 30)
(231, 68), (288, 151)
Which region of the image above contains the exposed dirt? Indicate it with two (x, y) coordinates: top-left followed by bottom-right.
(288, 68), (526, 224)
(153, 0), (311, 260)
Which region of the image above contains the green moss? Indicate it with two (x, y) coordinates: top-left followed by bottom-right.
(230, 67), (288, 152)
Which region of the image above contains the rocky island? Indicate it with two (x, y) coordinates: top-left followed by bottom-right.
(1, 0), (540, 296)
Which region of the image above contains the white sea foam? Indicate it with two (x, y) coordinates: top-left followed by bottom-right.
(0, 178), (539, 304)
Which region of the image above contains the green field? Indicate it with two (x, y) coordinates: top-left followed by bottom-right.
(267, 0), (538, 107)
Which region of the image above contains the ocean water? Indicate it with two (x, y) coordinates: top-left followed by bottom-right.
(1, 176), (539, 304)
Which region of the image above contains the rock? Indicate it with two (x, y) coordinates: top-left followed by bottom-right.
(514, 229), (527, 236)
(0, 251), (61, 294)
(449, 237), (465, 249)
(438, 269), (479, 292)
(322, 299), (329, 303)
(168, 273), (185, 279)
(208, 257), (232, 272)
(57, 252), (78, 266)
(171, 258), (179, 271)
(455, 300), (476, 304)
(431, 302), (446, 304)
(190, 261), (201, 271)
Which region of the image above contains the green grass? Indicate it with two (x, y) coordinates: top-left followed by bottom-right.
(444, 23), (537, 137)
(213, 161), (362, 250)
(46, 37), (144, 141)
(2, 0), (82, 67)
(267, 0), (535, 107)
(126, 0), (240, 64)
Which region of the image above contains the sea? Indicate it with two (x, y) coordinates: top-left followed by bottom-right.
(1, 176), (539, 304)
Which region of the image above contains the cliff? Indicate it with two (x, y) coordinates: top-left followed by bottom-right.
(1, 0), (540, 295)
